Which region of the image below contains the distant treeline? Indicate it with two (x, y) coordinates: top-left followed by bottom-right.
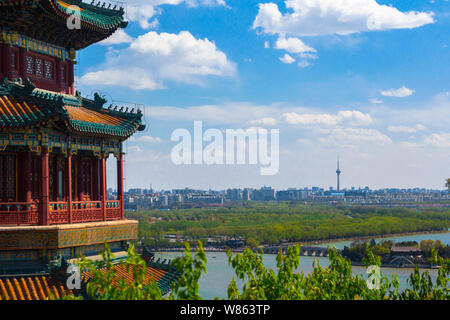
(342, 239), (450, 264)
(126, 202), (450, 247)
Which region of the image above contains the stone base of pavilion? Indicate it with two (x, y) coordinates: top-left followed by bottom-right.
(0, 220), (138, 276)
(0, 219), (180, 300)
(0, 220), (138, 251)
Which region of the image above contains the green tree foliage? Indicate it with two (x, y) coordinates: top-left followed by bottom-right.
(246, 238), (259, 248)
(130, 203), (450, 248)
(399, 249), (449, 300)
(227, 244), (402, 300)
(227, 246), (305, 300)
(342, 240), (392, 263)
(73, 244), (162, 300)
(169, 241), (207, 300)
(62, 241), (449, 300)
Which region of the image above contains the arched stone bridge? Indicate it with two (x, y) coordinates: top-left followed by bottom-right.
(259, 246), (340, 257)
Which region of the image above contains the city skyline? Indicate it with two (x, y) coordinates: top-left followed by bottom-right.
(75, 0), (449, 190)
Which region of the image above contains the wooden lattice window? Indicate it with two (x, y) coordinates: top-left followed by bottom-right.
(35, 58), (43, 77)
(82, 158), (92, 200)
(0, 155), (17, 202)
(44, 60), (54, 80)
(10, 50), (18, 71)
(25, 56), (34, 75)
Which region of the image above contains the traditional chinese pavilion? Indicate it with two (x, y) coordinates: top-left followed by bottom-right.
(0, 0), (176, 299)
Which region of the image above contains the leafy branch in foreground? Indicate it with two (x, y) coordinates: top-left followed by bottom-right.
(169, 240), (207, 300)
(60, 241), (448, 300)
(226, 244), (448, 300)
(65, 243), (162, 300)
(227, 245), (305, 300)
(400, 249), (449, 300)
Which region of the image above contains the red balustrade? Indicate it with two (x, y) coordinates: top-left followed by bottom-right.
(0, 201), (122, 226)
(72, 201), (103, 223)
(106, 200), (121, 220)
(0, 202), (38, 226)
(49, 202), (69, 225)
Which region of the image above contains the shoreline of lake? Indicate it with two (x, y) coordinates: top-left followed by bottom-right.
(150, 229), (449, 253)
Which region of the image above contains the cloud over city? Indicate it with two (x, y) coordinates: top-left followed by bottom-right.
(80, 31), (236, 90)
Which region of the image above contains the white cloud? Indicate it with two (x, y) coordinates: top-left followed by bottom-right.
(253, 0), (434, 37)
(126, 5), (160, 29)
(79, 68), (165, 90)
(127, 145), (144, 153)
(275, 37), (317, 66)
(283, 110), (373, 126)
(275, 37), (316, 54)
(319, 128), (392, 147)
(145, 103), (279, 125)
(80, 31), (236, 90)
(370, 98), (383, 104)
(130, 135), (163, 143)
(264, 41), (270, 48)
(298, 60), (311, 68)
(388, 124), (426, 133)
(380, 86), (415, 98)
(100, 29), (133, 45)
(423, 133), (450, 148)
(249, 117), (278, 126)
(253, 1), (432, 67)
(402, 132), (450, 149)
(279, 54), (296, 64)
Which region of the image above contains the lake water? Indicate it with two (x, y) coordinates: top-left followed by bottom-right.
(155, 232), (449, 299)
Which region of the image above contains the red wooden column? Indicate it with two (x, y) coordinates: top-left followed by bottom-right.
(55, 59), (62, 92)
(92, 157), (99, 201)
(117, 153), (124, 220)
(77, 157), (83, 201)
(18, 48), (26, 80)
(68, 61), (75, 94)
(101, 155), (107, 221)
(40, 147), (50, 225)
(3, 45), (12, 80)
(67, 151), (73, 224)
(24, 152), (32, 203)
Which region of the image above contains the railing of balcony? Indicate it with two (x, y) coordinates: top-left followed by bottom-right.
(0, 201), (123, 226)
(106, 200), (121, 220)
(72, 201), (103, 223)
(49, 202), (69, 224)
(0, 202), (38, 226)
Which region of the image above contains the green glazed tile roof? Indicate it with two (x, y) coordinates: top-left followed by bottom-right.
(0, 78), (145, 138)
(1, 0), (127, 30)
(51, 0), (127, 31)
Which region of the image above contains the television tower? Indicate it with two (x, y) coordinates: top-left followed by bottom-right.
(336, 156), (341, 192)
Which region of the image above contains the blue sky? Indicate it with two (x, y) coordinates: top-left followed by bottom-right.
(76, 0), (450, 191)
